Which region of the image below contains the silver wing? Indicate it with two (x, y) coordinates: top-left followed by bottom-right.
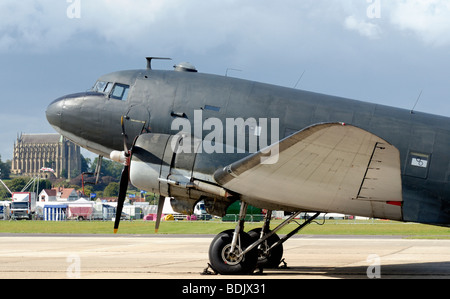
(214, 123), (403, 220)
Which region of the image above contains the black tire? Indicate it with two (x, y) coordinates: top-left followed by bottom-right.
(248, 228), (284, 269)
(208, 229), (258, 275)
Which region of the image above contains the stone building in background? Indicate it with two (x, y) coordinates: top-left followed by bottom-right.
(11, 133), (81, 179)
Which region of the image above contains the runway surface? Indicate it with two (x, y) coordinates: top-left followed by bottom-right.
(1, 234), (449, 279)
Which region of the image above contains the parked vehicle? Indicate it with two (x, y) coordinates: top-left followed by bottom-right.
(0, 203), (10, 220)
(194, 201), (212, 220)
(10, 192), (36, 220)
(67, 205), (93, 221)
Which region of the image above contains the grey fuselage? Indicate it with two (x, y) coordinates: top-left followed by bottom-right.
(46, 68), (450, 225)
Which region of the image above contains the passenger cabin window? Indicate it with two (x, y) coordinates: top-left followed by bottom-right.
(110, 83), (130, 101)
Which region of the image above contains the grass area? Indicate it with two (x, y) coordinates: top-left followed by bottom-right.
(1, 219), (450, 238)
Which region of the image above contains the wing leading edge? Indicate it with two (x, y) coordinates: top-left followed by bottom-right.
(214, 123), (403, 220)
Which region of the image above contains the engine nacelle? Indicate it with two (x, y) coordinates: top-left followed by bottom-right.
(129, 133), (173, 195)
(128, 133), (243, 216)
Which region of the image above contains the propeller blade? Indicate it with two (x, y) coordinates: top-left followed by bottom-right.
(155, 196), (165, 233)
(113, 164), (129, 234)
(114, 116), (139, 234)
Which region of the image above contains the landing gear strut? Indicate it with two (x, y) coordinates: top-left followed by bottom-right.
(208, 202), (258, 275)
(248, 210), (284, 269)
(208, 201), (320, 275)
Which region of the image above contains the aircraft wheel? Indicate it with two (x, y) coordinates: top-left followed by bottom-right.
(248, 228), (284, 269)
(208, 229), (258, 275)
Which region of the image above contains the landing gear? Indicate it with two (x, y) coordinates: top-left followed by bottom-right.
(208, 201), (320, 275)
(208, 202), (258, 275)
(208, 229), (258, 275)
(248, 228), (284, 269)
(247, 210), (284, 269)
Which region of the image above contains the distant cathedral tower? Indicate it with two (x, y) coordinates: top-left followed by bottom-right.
(11, 133), (81, 179)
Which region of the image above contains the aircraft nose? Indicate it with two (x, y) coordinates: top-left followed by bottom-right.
(46, 96), (65, 129)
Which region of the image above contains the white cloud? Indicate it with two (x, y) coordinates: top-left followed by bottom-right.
(344, 16), (382, 39)
(2, 0), (450, 54)
(0, 1), (76, 52)
(0, 0), (355, 55)
(387, 0), (450, 46)
(340, 1), (450, 46)
(0, 0), (168, 52)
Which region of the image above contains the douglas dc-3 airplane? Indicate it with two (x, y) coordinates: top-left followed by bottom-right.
(46, 57), (450, 275)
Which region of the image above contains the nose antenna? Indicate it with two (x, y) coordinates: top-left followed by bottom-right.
(146, 57), (172, 70)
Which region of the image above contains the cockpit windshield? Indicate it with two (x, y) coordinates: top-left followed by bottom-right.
(92, 81), (113, 94)
(92, 81), (130, 101)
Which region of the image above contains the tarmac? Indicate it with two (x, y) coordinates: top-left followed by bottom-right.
(1, 234), (450, 279)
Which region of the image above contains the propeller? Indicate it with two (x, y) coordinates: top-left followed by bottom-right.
(113, 152), (166, 233)
(112, 116), (164, 234)
(113, 116), (132, 234)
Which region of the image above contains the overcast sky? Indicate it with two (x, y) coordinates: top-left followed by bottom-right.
(1, 0), (450, 161)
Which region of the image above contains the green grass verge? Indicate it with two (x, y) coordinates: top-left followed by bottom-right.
(1, 219), (450, 238)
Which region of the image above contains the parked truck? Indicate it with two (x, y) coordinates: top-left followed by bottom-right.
(11, 192), (36, 220)
(67, 205), (93, 221)
(193, 201), (212, 220)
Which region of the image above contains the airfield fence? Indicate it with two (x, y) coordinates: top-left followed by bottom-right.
(3, 211), (382, 225)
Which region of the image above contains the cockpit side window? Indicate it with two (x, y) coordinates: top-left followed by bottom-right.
(104, 82), (113, 94)
(110, 83), (130, 101)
